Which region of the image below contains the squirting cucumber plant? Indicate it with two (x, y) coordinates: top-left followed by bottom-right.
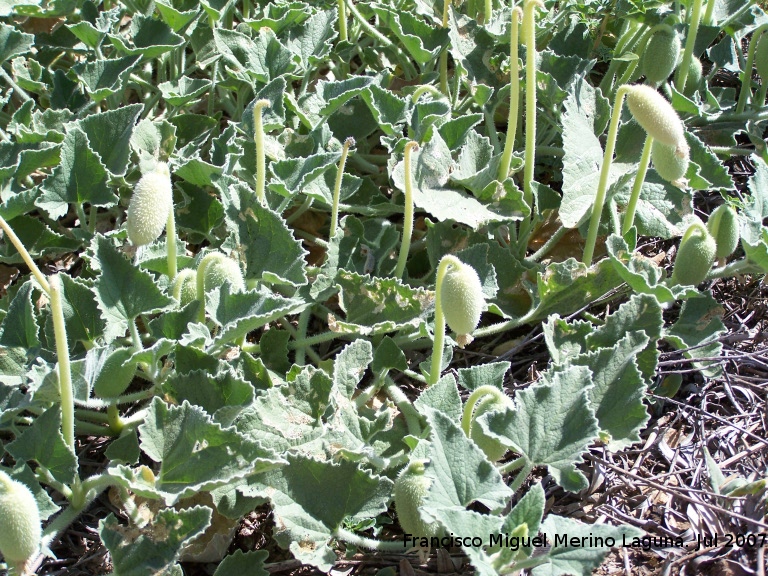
(0, 0), (767, 575)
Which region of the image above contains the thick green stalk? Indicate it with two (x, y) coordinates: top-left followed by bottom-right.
(166, 207), (177, 282)
(498, 7), (523, 181)
(599, 19), (643, 95)
(674, 0), (705, 94)
(485, 0), (493, 22)
(583, 85), (631, 264)
(439, 0), (450, 95)
(394, 141), (419, 280)
(334, 527), (407, 552)
(736, 25), (768, 113)
(622, 134), (654, 235)
(429, 255), (463, 385)
(461, 385), (506, 436)
(253, 99), (270, 205)
(702, 0), (716, 26)
(49, 274), (75, 452)
(0, 214), (51, 294)
(330, 138), (354, 238)
(337, 0), (347, 42)
(522, 0), (541, 210)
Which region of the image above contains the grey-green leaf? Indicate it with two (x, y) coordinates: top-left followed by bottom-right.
(485, 366), (599, 492)
(38, 127), (116, 218)
(91, 236), (174, 341)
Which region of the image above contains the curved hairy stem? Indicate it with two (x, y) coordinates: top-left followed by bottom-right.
(429, 254), (463, 385)
(461, 385), (507, 436)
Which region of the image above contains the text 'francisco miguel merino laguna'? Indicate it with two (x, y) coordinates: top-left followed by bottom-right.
(402, 533), (687, 551)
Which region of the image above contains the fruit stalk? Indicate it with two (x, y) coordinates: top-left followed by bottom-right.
(394, 141), (419, 280)
(429, 255), (462, 385)
(49, 274), (75, 452)
(522, 0), (542, 211)
(166, 205), (177, 282)
(674, 0), (704, 94)
(253, 99), (271, 205)
(439, 0), (450, 95)
(583, 85), (631, 264)
(622, 134), (654, 235)
(740, 26), (768, 112)
(330, 137), (355, 238)
(498, 7), (523, 182)
(337, 0), (347, 43)
(0, 214), (51, 294)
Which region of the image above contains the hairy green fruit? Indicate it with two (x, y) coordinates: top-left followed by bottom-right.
(706, 204), (740, 259)
(641, 27), (681, 86)
(683, 57), (703, 96)
(671, 222), (717, 286)
(0, 471), (42, 568)
(394, 461), (442, 540)
(756, 32), (768, 79)
(203, 253), (245, 293)
(173, 268), (198, 307)
(127, 162), (173, 246)
(651, 139), (689, 182)
(625, 85), (686, 151)
(469, 393), (513, 462)
(440, 261), (484, 348)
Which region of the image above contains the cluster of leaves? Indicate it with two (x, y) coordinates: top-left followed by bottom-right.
(0, 0), (767, 574)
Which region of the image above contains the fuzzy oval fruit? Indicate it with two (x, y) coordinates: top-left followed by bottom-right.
(625, 85), (686, 149)
(683, 57), (703, 96)
(173, 268), (198, 307)
(671, 222), (717, 286)
(394, 461), (442, 540)
(652, 139), (689, 182)
(203, 253), (245, 293)
(0, 471), (42, 567)
(755, 32), (768, 79)
(470, 393), (513, 462)
(127, 162), (173, 246)
(440, 261), (485, 340)
(706, 204), (740, 259)
(641, 27), (681, 86)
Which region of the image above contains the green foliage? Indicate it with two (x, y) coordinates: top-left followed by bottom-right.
(0, 1), (765, 574)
